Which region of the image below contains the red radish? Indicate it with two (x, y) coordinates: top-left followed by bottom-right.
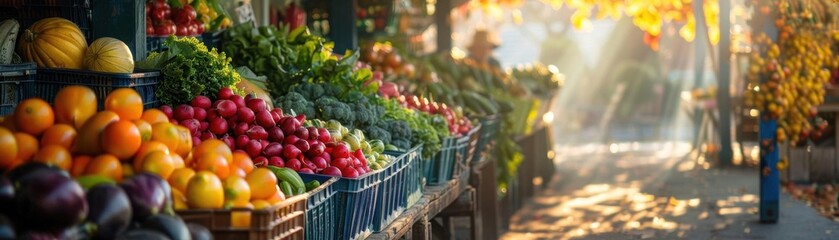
(286, 159), (302, 171)
(261, 140), (270, 151)
(281, 117), (300, 135)
(220, 135), (235, 149)
(253, 156), (268, 167)
(295, 139), (310, 152)
(245, 140), (262, 157)
(270, 109), (283, 122)
(231, 95), (246, 109)
(352, 158), (363, 168)
(192, 136), (202, 146)
(194, 108), (207, 121)
(245, 93), (255, 101)
(353, 149), (365, 161)
(284, 135), (300, 145)
(174, 104), (194, 121)
(268, 156), (284, 167)
(235, 135), (250, 148)
(303, 160), (316, 170)
(308, 142), (325, 157)
(307, 127), (319, 140)
(207, 110), (218, 120)
(159, 105), (174, 118)
(200, 132), (216, 140)
(234, 122), (250, 136)
(322, 166), (342, 177)
(320, 152), (331, 162)
(312, 156), (328, 169)
(209, 117), (228, 135)
(191, 95), (212, 109)
(331, 158), (349, 169)
(299, 168), (314, 174)
(283, 145), (302, 160)
(169, 119), (179, 125)
(341, 167), (359, 178)
(356, 167), (367, 175)
(237, 108), (255, 123)
(218, 87), (234, 100)
(334, 143), (350, 158)
(295, 127), (309, 140)
(263, 142), (283, 157)
(246, 98), (268, 112)
(227, 116), (239, 129)
(181, 119), (201, 134)
(318, 128), (331, 142)
(247, 126), (268, 140)
(255, 110), (276, 128)
(215, 100), (237, 118)
(295, 115), (306, 123)
(268, 127), (285, 142)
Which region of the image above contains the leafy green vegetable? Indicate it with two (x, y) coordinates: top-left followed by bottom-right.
(139, 36), (240, 105)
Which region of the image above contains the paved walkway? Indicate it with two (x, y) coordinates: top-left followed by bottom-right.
(500, 142), (839, 240)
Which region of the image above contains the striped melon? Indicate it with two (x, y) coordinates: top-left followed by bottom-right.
(84, 37), (134, 73)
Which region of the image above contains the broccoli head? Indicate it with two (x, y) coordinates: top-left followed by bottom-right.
(381, 119), (412, 144)
(363, 125), (392, 144)
(276, 92), (316, 118)
(392, 139), (411, 150)
(290, 82), (325, 100)
(314, 97), (355, 126)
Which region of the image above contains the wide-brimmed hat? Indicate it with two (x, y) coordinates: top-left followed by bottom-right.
(469, 29), (500, 49)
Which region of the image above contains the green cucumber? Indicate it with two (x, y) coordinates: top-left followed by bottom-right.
(304, 180), (320, 192)
(279, 181), (294, 197)
(267, 166), (306, 195)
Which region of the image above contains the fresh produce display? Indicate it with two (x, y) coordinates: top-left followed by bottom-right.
(138, 36), (240, 106)
(360, 42), (416, 78)
(16, 17), (87, 69)
(184, 0), (233, 32)
(0, 19), (20, 64)
(305, 119), (396, 170)
(145, 0), (205, 37)
(510, 63), (565, 96)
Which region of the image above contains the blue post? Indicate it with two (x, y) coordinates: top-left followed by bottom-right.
(759, 117), (779, 223)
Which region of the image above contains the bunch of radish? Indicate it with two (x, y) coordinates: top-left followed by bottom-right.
(159, 88), (372, 178)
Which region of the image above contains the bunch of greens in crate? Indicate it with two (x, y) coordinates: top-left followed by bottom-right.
(138, 36), (240, 105)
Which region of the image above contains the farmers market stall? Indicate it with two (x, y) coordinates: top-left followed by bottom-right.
(0, 1), (562, 239)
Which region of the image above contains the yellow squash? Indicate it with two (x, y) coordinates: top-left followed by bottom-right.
(17, 17), (87, 69)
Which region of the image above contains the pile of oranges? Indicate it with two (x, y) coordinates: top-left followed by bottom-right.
(0, 86), (280, 226)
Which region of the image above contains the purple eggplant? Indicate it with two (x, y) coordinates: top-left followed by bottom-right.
(0, 177), (13, 216)
(15, 168), (87, 233)
(85, 184), (132, 240)
(115, 229), (172, 240)
(120, 173), (167, 221)
(187, 223), (212, 240)
(6, 162), (56, 183)
(142, 215), (190, 240)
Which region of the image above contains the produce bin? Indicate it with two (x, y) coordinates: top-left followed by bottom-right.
(424, 136), (459, 186)
(461, 124), (482, 166)
(401, 145), (423, 207)
(472, 115), (499, 164)
(0, 0), (93, 41)
(177, 193), (307, 240)
(304, 177), (339, 240)
(0, 63), (36, 115)
(299, 170), (382, 240)
(33, 68), (161, 109)
(372, 146), (423, 232)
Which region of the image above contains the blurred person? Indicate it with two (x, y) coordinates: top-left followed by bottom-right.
(468, 29), (502, 70)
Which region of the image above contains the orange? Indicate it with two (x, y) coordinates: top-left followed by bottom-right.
(265, 185), (286, 205)
(174, 126), (192, 158)
(140, 150), (175, 180)
(251, 200), (271, 210)
(171, 153), (185, 169)
(101, 120), (142, 160)
(172, 188), (188, 210)
(245, 168), (278, 200)
(133, 141), (170, 170)
(229, 202), (253, 227)
(14, 132), (38, 163)
(14, 98), (54, 136)
(195, 152), (230, 179)
(232, 152), (255, 175)
(151, 122), (180, 153)
(70, 155), (93, 177)
(75, 111), (120, 155)
(132, 119), (152, 143)
(0, 128), (17, 170)
(32, 145), (71, 171)
(184, 152), (194, 168)
(85, 154), (123, 181)
(122, 163), (134, 178)
(104, 88), (143, 120)
(186, 171), (225, 209)
(168, 168), (196, 193)
(40, 124), (77, 149)
(230, 168), (247, 178)
(192, 139), (233, 165)
(53, 85), (97, 129)
(223, 175), (251, 205)
(1, 114), (15, 131)
(141, 109), (169, 124)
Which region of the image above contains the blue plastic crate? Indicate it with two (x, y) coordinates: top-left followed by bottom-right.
(472, 115), (499, 164)
(146, 30), (223, 55)
(305, 177), (339, 240)
(0, 0), (93, 41)
(401, 146), (423, 207)
(299, 170), (381, 240)
(0, 63), (36, 115)
(463, 124), (481, 166)
(424, 136), (458, 185)
(371, 145), (425, 232)
(34, 68), (161, 109)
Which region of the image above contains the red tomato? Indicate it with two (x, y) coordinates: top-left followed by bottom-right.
(194, 21), (204, 34)
(187, 24), (197, 36)
(176, 24), (189, 36)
